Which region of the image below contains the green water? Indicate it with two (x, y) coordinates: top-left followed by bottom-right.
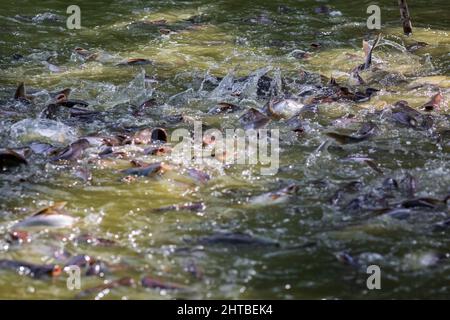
(0, 0), (449, 299)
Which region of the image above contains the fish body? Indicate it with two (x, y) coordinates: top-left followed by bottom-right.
(0, 259), (61, 278)
(196, 232), (279, 247)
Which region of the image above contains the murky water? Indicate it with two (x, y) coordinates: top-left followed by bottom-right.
(0, 0), (449, 299)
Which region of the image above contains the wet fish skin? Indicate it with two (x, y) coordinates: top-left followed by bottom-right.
(239, 108), (271, 130)
(0, 259), (61, 278)
(121, 162), (171, 177)
(154, 202), (206, 213)
(141, 276), (184, 290)
(196, 232), (280, 247)
(50, 139), (90, 162)
(208, 102), (241, 115)
(12, 202), (77, 229)
(76, 277), (135, 298)
(116, 58), (153, 66)
(327, 122), (378, 144)
(0, 149), (28, 171)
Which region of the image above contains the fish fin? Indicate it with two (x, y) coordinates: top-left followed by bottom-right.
(14, 82), (25, 99)
(33, 202), (67, 216)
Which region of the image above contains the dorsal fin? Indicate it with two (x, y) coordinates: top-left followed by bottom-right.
(14, 82), (25, 99)
(56, 88), (71, 99)
(33, 202), (67, 216)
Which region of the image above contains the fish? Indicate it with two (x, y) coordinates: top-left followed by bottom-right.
(141, 276), (185, 290)
(421, 93), (443, 111)
(267, 98), (304, 119)
(249, 184), (299, 206)
(76, 277), (135, 298)
(341, 156), (383, 174)
(154, 202), (206, 213)
(187, 168), (211, 184)
(401, 197), (443, 209)
(390, 100), (428, 129)
(50, 139), (90, 162)
(335, 252), (360, 268)
(239, 108), (271, 130)
(74, 47), (98, 61)
(326, 122), (378, 144)
(121, 162), (172, 177)
(64, 254), (108, 277)
(196, 232), (280, 247)
(124, 127), (168, 145)
(116, 58), (153, 66)
(361, 33), (382, 71)
(399, 0), (413, 35)
(143, 146), (172, 156)
(207, 102), (242, 115)
(349, 34), (382, 84)
(12, 202), (77, 229)
(0, 259), (62, 278)
(13, 82), (33, 102)
(0, 149), (28, 171)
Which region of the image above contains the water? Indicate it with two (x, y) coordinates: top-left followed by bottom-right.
(0, 0), (449, 299)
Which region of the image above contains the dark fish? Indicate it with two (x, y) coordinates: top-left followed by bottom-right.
(14, 82), (33, 102)
(50, 139), (90, 162)
(150, 128), (168, 143)
(0, 259), (61, 278)
(187, 168), (211, 183)
(208, 102), (241, 115)
(421, 93), (443, 111)
(154, 202), (206, 213)
(121, 162), (171, 177)
(350, 34), (382, 82)
(341, 156), (383, 174)
(335, 252), (360, 268)
(77, 277), (135, 298)
(196, 232), (279, 247)
(0, 149), (28, 171)
(116, 58), (153, 66)
(327, 122), (378, 144)
(390, 100), (431, 129)
(399, 0), (413, 35)
(401, 197), (442, 209)
(141, 276), (184, 290)
(64, 254), (107, 277)
(239, 108), (271, 130)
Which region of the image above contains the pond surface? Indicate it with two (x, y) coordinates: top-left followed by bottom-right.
(0, 0), (449, 299)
